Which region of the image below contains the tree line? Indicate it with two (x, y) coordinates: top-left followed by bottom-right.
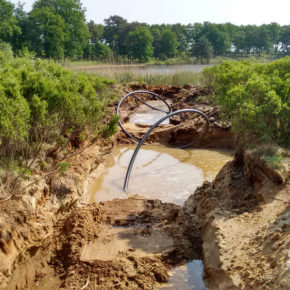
(1, 0), (290, 62)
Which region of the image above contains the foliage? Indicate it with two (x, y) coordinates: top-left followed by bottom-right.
(202, 57), (290, 147)
(0, 54), (117, 177)
(101, 114), (119, 138)
(0, 0), (290, 61)
(84, 20), (113, 60)
(0, 41), (13, 64)
(59, 162), (70, 173)
(12, 0), (89, 59)
(94, 70), (200, 86)
(103, 15), (129, 55)
(33, 0), (90, 58)
(127, 27), (154, 62)
(251, 144), (290, 170)
(26, 7), (65, 59)
(192, 36), (213, 63)
(159, 29), (178, 58)
(0, 0), (20, 42)
(202, 22), (230, 56)
(280, 26), (290, 55)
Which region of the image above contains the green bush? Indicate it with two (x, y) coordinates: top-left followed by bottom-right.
(0, 42), (13, 65)
(0, 54), (117, 175)
(202, 57), (290, 147)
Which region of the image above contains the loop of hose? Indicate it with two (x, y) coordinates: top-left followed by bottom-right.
(116, 91), (210, 191)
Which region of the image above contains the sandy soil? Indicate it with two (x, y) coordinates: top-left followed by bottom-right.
(49, 197), (202, 289)
(0, 85), (288, 289)
(185, 150), (290, 289)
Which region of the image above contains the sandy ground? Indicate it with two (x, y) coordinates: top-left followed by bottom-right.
(185, 151), (290, 289)
(49, 197), (202, 289)
(0, 85), (288, 289)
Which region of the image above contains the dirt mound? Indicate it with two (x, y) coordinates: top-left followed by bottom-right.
(184, 150), (290, 289)
(50, 197), (202, 289)
(0, 140), (114, 289)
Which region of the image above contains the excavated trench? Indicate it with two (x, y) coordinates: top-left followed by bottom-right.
(74, 93), (234, 290)
(85, 144), (233, 289)
(0, 85), (289, 290)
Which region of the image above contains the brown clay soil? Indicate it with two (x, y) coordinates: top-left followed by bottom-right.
(185, 150), (290, 289)
(0, 85), (289, 289)
(116, 84), (236, 149)
(50, 197), (202, 289)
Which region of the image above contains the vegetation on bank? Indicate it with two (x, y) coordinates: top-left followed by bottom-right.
(0, 0), (289, 63)
(63, 53), (275, 68)
(202, 57), (290, 166)
(0, 47), (118, 194)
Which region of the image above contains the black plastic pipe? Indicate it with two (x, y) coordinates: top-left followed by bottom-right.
(116, 90), (172, 143)
(123, 109), (209, 191)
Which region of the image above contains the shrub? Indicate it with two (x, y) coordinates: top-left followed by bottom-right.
(0, 54), (117, 179)
(202, 57), (290, 147)
(0, 42), (13, 65)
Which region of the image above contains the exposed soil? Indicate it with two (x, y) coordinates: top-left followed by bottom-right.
(49, 197), (201, 289)
(116, 84), (236, 149)
(0, 85), (289, 289)
(184, 150), (290, 289)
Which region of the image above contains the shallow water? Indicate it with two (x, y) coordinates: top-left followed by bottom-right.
(88, 144), (232, 289)
(90, 145), (233, 205)
(129, 99), (172, 125)
(76, 64), (209, 75)
(158, 260), (207, 290)
(80, 226), (174, 262)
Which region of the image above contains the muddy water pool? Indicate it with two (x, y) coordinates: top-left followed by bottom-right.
(89, 145), (233, 205)
(158, 260), (206, 290)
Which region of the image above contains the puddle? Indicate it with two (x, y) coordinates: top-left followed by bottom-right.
(80, 226), (174, 262)
(157, 260), (207, 290)
(129, 99), (172, 125)
(89, 145), (233, 205)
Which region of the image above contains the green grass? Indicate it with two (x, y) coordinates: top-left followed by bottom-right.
(135, 71), (201, 86)
(251, 144), (289, 169)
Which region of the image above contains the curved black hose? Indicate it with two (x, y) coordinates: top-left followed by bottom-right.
(116, 90), (172, 143)
(123, 109), (209, 191)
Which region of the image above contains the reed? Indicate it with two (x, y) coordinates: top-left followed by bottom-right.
(66, 64), (201, 86)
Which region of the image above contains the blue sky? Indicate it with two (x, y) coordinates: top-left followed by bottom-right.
(11, 0), (290, 25)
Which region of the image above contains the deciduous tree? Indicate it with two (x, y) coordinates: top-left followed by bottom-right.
(26, 7), (65, 59)
(0, 0), (20, 42)
(128, 27), (153, 62)
(192, 36), (213, 63)
(33, 0), (89, 58)
(159, 29), (178, 58)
